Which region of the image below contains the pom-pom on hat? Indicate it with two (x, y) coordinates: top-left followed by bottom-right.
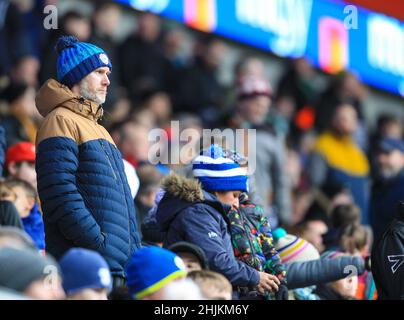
(192, 144), (248, 192)
(55, 35), (112, 87)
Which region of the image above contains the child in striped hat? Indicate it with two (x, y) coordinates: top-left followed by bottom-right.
(273, 228), (320, 300)
(193, 145), (287, 299)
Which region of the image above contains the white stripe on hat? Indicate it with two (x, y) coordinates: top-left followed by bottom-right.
(192, 155), (234, 165)
(193, 167), (246, 178)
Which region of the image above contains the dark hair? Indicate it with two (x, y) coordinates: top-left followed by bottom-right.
(330, 204), (361, 229)
(168, 241), (209, 270)
(376, 113), (401, 129)
(0, 182), (16, 201)
(0, 81), (28, 104)
(339, 224), (370, 254)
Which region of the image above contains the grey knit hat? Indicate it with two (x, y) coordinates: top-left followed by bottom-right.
(0, 247), (59, 293)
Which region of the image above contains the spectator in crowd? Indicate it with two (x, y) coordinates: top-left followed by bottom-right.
(138, 90), (172, 128)
(273, 228), (370, 299)
(0, 182), (23, 229)
(370, 138), (404, 242)
(292, 218), (328, 253)
(5, 141), (36, 188)
(140, 217), (164, 247)
(276, 57), (324, 141)
(140, 189), (166, 247)
(4, 178), (45, 252)
(0, 246), (65, 299)
(339, 223), (371, 256)
(126, 246), (187, 300)
(169, 112), (203, 171)
(90, 1), (122, 112)
(231, 76), (291, 226)
(323, 203), (361, 251)
(376, 114), (403, 140)
(0, 0), (33, 77)
(168, 241), (209, 272)
(314, 251), (358, 300)
(308, 103), (370, 224)
(161, 28), (190, 100)
(305, 182), (354, 225)
(369, 114), (403, 178)
(223, 56), (267, 119)
(59, 248), (112, 300)
(115, 121), (151, 168)
(188, 270), (233, 300)
(0, 226), (37, 250)
(0, 81), (42, 146)
(174, 35), (226, 125)
(10, 55), (40, 89)
(4, 141), (45, 251)
(371, 201), (404, 300)
(35, 36), (141, 288)
(218, 166), (288, 301)
(315, 71), (368, 136)
(273, 228), (321, 300)
(156, 145), (281, 299)
(119, 12), (167, 104)
(39, 10), (91, 84)
(135, 164), (164, 230)
(337, 223), (376, 300)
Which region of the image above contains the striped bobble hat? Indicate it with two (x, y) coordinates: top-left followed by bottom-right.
(273, 228), (320, 264)
(192, 144), (248, 192)
(55, 35), (112, 87)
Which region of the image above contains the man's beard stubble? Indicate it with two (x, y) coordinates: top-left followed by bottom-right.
(79, 79), (106, 105)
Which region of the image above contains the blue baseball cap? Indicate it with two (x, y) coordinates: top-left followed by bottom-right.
(59, 248), (112, 295)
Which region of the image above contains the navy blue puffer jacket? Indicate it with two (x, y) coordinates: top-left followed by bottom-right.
(35, 79), (141, 277)
(156, 173), (260, 288)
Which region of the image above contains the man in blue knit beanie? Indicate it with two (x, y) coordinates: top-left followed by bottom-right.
(34, 36), (141, 291)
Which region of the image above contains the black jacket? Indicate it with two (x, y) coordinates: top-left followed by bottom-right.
(0, 201), (23, 229)
(371, 201), (404, 300)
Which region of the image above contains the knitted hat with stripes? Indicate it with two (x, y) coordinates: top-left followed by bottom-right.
(273, 228), (320, 263)
(55, 35), (112, 87)
(192, 144), (248, 192)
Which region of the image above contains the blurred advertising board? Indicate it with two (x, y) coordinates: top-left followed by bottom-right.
(116, 0), (404, 96)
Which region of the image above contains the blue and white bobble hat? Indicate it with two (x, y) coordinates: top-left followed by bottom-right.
(55, 35), (112, 87)
(192, 144), (248, 192)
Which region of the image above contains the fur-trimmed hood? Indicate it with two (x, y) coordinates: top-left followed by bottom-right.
(156, 173), (229, 231)
(162, 172), (204, 202)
